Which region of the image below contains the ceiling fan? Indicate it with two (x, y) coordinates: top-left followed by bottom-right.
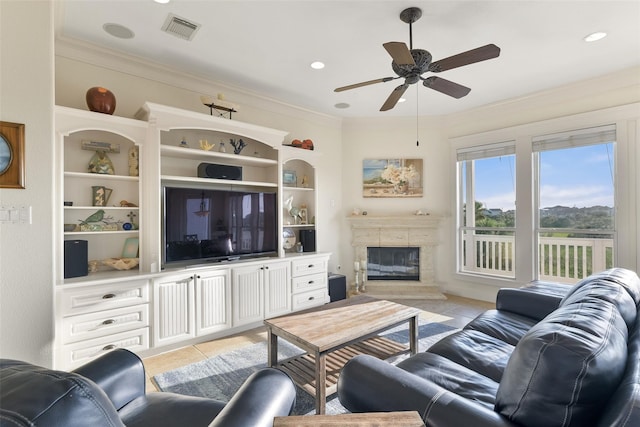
(334, 7), (501, 111)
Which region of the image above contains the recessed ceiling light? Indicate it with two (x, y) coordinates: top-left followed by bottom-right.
(584, 32), (607, 42)
(103, 23), (135, 39)
(398, 98), (407, 103)
(334, 102), (350, 109)
(310, 61), (325, 70)
(154, 0), (171, 4)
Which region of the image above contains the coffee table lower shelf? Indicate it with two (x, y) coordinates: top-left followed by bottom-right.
(277, 336), (408, 397)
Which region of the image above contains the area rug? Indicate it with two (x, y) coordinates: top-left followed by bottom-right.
(153, 320), (457, 415)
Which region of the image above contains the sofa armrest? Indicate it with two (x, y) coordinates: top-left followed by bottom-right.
(338, 355), (518, 427)
(208, 368), (296, 427)
(73, 348), (145, 411)
(496, 281), (569, 320)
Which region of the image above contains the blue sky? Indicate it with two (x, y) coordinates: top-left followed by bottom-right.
(474, 143), (615, 211)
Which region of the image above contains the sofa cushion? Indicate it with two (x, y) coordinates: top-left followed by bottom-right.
(561, 268), (640, 330)
(397, 351), (499, 408)
(427, 329), (514, 382)
(495, 293), (629, 427)
(0, 360), (124, 427)
(465, 309), (539, 346)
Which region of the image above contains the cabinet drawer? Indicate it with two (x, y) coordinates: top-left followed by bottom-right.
(291, 257), (327, 277)
(59, 327), (149, 370)
(292, 288), (327, 311)
(292, 272), (327, 293)
(61, 304), (149, 344)
(59, 280), (150, 316)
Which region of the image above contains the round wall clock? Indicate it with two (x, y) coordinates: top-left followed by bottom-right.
(0, 134), (12, 175)
(282, 228), (296, 250)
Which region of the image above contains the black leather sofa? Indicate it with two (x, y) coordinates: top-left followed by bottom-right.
(338, 268), (640, 427)
(0, 348), (296, 427)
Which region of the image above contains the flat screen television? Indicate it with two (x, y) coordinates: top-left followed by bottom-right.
(163, 186), (278, 267)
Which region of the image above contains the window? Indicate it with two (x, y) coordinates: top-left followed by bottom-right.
(534, 125), (616, 283)
(457, 142), (516, 278)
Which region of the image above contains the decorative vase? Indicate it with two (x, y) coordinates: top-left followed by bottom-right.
(86, 87), (116, 115)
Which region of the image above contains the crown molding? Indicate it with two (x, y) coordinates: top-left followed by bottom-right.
(54, 36), (342, 128)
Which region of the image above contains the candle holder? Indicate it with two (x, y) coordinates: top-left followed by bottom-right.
(360, 265), (367, 292)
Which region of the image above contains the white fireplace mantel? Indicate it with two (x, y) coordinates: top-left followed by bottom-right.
(348, 215), (445, 299)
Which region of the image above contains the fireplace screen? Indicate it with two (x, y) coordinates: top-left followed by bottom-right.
(367, 247), (420, 281)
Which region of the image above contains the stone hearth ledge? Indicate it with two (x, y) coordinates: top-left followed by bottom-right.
(348, 215), (446, 300)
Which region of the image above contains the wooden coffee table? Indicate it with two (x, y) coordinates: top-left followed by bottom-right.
(273, 411), (425, 426)
(264, 295), (421, 414)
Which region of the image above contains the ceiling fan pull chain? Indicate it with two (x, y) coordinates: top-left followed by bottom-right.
(416, 85), (420, 146)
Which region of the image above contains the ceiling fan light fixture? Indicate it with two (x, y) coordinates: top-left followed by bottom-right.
(310, 61), (325, 70)
(584, 31), (607, 42)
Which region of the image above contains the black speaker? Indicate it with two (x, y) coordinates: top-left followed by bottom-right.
(328, 273), (347, 302)
(299, 229), (316, 252)
(197, 163), (243, 180)
(64, 240), (88, 278)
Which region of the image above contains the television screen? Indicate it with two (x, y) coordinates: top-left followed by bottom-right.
(163, 186), (277, 266)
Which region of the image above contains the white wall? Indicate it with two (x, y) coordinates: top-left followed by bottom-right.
(0, 0), (55, 366)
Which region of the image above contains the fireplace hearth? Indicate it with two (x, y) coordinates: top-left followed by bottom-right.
(348, 215), (445, 299)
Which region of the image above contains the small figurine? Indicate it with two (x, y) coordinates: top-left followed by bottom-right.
(120, 200), (138, 207)
(219, 142), (226, 153)
(88, 150), (115, 174)
(80, 209), (105, 225)
(128, 146), (139, 176)
(229, 138), (247, 154)
(179, 137), (189, 148)
(199, 139), (215, 151)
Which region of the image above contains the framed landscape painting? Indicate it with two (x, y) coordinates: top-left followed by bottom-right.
(363, 158), (423, 198)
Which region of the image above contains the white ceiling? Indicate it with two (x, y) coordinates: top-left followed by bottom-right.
(56, 1), (640, 118)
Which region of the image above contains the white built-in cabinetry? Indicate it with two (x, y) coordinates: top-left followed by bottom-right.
(54, 104), (330, 369)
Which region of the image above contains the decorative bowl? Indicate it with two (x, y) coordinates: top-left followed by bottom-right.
(102, 257), (139, 270)
(64, 223), (77, 232)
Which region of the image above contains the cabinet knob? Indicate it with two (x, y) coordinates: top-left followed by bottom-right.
(308, 280), (315, 285)
(308, 264), (314, 268)
(308, 296), (315, 301)
(197, 275), (201, 279)
(102, 293), (116, 299)
(102, 344), (117, 351)
(102, 319), (116, 325)
(264, 266), (269, 270)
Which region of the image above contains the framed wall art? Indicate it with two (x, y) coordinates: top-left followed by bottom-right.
(283, 170), (297, 187)
(0, 121), (25, 189)
(362, 158), (423, 198)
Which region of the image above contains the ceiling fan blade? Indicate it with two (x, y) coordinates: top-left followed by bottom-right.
(428, 44), (500, 72)
(334, 77), (395, 92)
(380, 84), (409, 111)
(383, 42), (415, 66)
(423, 76), (471, 99)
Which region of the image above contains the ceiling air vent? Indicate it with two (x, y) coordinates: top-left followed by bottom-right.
(161, 13), (201, 41)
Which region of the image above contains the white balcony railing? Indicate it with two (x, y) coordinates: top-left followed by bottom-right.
(463, 234), (614, 284)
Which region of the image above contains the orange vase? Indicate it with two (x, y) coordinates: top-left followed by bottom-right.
(86, 87), (116, 115)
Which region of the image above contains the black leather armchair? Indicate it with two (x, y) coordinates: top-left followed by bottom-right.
(0, 348), (296, 427)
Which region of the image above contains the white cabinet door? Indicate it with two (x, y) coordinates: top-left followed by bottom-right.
(153, 274), (195, 346)
(231, 265), (264, 326)
(195, 269), (231, 335)
(264, 261), (291, 318)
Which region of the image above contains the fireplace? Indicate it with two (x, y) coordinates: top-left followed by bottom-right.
(348, 214), (445, 299)
(367, 247), (420, 281)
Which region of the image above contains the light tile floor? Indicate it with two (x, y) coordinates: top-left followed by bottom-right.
(143, 294), (495, 392)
